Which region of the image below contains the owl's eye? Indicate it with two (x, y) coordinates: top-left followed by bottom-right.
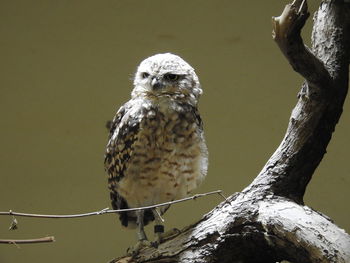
(164, 73), (179, 81)
(141, 72), (150, 79)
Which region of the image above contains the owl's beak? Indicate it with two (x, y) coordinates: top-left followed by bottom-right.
(151, 77), (164, 90)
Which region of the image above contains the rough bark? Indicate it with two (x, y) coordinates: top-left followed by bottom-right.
(111, 1), (350, 262)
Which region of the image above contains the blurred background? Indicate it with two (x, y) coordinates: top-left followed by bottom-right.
(0, 1), (349, 262)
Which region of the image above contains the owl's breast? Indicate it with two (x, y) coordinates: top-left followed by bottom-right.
(117, 100), (208, 208)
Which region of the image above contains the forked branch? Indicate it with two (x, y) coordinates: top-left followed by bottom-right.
(246, 0), (350, 203)
(272, 0), (331, 88)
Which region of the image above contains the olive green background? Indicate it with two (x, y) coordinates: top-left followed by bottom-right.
(0, 1), (349, 262)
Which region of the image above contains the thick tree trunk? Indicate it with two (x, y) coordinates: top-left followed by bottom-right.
(111, 1), (350, 262)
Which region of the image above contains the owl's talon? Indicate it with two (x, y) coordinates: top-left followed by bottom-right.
(127, 239), (153, 256)
(161, 228), (181, 240)
(152, 227), (181, 246)
(151, 241), (159, 248)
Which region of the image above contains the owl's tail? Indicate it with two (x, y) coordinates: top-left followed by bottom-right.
(110, 191), (155, 228)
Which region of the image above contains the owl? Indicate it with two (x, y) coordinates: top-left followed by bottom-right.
(104, 53), (208, 252)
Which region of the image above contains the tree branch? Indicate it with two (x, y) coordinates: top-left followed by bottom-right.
(271, 0), (332, 89)
(257, 198), (350, 262)
(0, 236), (55, 245)
(111, 195), (350, 263)
(111, 1), (350, 262)
(246, 0), (350, 203)
(0, 190), (223, 219)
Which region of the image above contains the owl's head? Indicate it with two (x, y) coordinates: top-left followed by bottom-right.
(132, 53), (202, 104)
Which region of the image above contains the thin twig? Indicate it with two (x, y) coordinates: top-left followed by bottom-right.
(0, 236), (55, 245)
(218, 192), (230, 203)
(0, 190), (222, 219)
(154, 208), (165, 223)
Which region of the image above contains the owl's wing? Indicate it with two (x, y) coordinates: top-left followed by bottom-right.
(104, 103), (136, 183)
(104, 102), (155, 227)
(193, 106), (204, 131)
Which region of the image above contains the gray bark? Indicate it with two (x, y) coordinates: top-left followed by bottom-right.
(111, 1), (350, 262)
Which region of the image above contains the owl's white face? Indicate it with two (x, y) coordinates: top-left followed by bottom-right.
(131, 53), (202, 103)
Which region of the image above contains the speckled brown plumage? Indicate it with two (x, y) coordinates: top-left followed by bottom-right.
(104, 53), (208, 240)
